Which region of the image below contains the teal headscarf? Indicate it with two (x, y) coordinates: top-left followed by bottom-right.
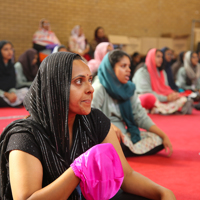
(98, 53), (141, 144)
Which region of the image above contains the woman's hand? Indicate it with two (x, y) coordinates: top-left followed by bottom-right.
(167, 93), (174, 102)
(149, 125), (173, 157)
(102, 126), (176, 200)
(161, 189), (176, 200)
(167, 92), (180, 102)
(4, 92), (17, 103)
(111, 124), (124, 143)
(162, 135), (173, 157)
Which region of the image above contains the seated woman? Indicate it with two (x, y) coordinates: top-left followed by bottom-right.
(0, 52), (176, 200)
(33, 19), (61, 52)
(88, 42), (113, 75)
(0, 41), (28, 107)
(171, 51), (185, 81)
(14, 48), (38, 89)
(133, 48), (192, 115)
(52, 45), (68, 53)
(91, 26), (109, 53)
(130, 52), (142, 80)
(161, 47), (179, 91)
(92, 49), (173, 158)
(176, 51), (200, 92)
(68, 25), (91, 61)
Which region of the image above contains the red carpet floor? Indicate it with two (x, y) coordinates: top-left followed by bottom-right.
(127, 110), (200, 200)
(0, 107), (200, 199)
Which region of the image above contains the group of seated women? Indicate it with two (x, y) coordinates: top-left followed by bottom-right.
(0, 39), (69, 108)
(32, 19), (109, 61)
(0, 50), (176, 200)
(0, 19), (200, 199)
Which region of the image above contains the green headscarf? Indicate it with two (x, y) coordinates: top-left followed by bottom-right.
(98, 52), (141, 144)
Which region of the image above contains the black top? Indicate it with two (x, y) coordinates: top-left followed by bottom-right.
(5, 108), (110, 186)
(0, 41), (16, 92)
(0, 52), (109, 200)
(6, 133), (42, 162)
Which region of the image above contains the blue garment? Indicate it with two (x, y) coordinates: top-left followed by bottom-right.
(76, 184), (82, 199)
(161, 47), (179, 91)
(98, 53), (141, 144)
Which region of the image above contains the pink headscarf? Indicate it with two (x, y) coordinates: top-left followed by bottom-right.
(88, 42), (113, 74)
(145, 48), (173, 96)
(70, 143), (124, 200)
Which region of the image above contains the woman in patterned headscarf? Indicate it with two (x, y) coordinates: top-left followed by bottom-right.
(32, 19), (60, 51)
(0, 52), (176, 200)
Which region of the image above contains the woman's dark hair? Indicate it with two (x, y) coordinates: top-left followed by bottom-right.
(131, 52), (139, 58)
(0, 40), (13, 61)
(74, 54), (83, 61)
(156, 49), (162, 54)
(155, 49), (165, 71)
(180, 51), (185, 63)
(0, 40), (13, 50)
(58, 45), (67, 52)
(190, 51), (197, 59)
(95, 26), (103, 39)
(109, 49), (131, 68)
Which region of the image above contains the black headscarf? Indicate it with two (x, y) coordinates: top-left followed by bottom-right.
(0, 52), (98, 200)
(0, 40), (16, 91)
(18, 48), (38, 81)
(171, 51), (185, 81)
(161, 47), (179, 91)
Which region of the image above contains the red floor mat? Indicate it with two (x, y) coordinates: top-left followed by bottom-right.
(0, 107), (29, 132)
(0, 108), (200, 199)
(127, 110), (200, 200)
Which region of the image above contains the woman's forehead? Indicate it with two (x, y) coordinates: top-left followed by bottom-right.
(119, 56), (130, 64)
(72, 60), (91, 77)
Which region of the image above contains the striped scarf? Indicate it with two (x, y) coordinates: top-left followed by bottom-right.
(0, 52), (97, 200)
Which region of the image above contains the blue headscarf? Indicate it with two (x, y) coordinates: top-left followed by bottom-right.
(161, 47), (179, 91)
(98, 53), (141, 144)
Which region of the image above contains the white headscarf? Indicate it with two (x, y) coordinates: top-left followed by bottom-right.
(184, 51), (200, 85)
(71, 25), (86, 50)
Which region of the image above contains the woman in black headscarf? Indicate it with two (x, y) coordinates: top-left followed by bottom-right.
(161, 47), (179, 91)
(0, 40), (28, 107)
(0, 52), (176, 200)
(171, 51), (185, 81)
(14, 48), (38, 89)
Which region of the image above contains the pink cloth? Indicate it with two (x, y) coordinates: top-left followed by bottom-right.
(145, 48), (173, 96)
(88, 42), (113, 74)
(70, 143), (124, 200)
(139, 93), (157, 109)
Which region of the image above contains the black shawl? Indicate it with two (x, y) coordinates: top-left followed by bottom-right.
(0, 41), (16, 92)
(161, 47), (179, 91)
(18, 48), (38, 81)
(0, 52), (98, 200)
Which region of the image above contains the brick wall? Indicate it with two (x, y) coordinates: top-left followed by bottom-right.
(0, 0), (200, 58)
